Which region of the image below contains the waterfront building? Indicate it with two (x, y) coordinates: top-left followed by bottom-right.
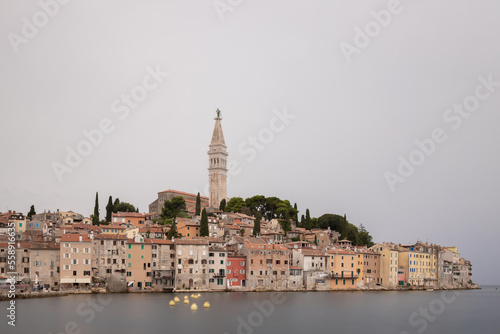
(370, 243), (399, 288)
(227, 255), (246, 289)
(174, 239), (209, 290)
(151, 239), (175, 291)
(240, 243), (290, 290)
(29, 242), (60, 290)
(208, 246), (228, 290)
(126, 237), (153, 291)
(92, 234), (127, 292)
(60, 234), (93, 289)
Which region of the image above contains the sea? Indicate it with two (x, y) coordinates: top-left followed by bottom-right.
(1, 286), (499, 334)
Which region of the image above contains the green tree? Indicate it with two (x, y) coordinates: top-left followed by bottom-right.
(239, 228), (245, 237)
(160, 196), (187, 222)
(219, 198), (226, 212)
(27, 205), (36, 219)
(318, 214), (347, 235)
(253, 211), (261, 236)
(245, 195), (267, 215)
(305, 209), (311, 230)
(113, 199), (138, 213)
(167, 220), (180, 239)
(300, 214), (305, 228)
(195, 193), (201, 216)
(92, 192), (99, 225)
(200, 208), (209, 237)
(225, 197), (245, 212)
(358, 224), (374, 247)
(105, 196), (113, 224)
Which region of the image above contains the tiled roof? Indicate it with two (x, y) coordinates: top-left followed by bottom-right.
(61, 234), (92, 242)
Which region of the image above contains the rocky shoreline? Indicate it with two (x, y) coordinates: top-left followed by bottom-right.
(0, 284), (480, 301)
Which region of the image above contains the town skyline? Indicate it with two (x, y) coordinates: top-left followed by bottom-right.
(1, 1), (499, 287)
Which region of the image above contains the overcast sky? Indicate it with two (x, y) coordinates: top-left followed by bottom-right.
(1, 0), (499, 285)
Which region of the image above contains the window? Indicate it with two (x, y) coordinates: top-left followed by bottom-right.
(73, 271), (77, 276)
(72, 248), (78, 253)
(84, 259), (90, 265)
(240, 261), (245, 266)
(128, 263), (131, 268)
(128, 254), (131, 258)
(240, 270), (245, 274)
(220, 260), (224, 265)
(227, 269), (231, 274)
(209, 269), (214, 273)
(64, 253), (70, 259)
(273, 271), (277, 275)
(178, 259), (181, 264)
(64, 265), (70, 270)
(128, 244), (131, 249)
(227, 261), (231, 266)
(84, 248), (90, 254)
(126, 272), (131, 277)
(209, 253), (214, 257)
(209, 279), (214, 283)
(72, 259), (78, 265)
(84, 271), (90, 276)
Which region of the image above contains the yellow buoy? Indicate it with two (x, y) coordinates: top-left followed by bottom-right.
(203, 302), (210, 308)
(191, 294), (195, 298)
(184, 299), (189, 304)
(169, 300), (175, 306)
(184, 295), (189, 299)
(191, 303), (198, 311)
(197, 293), (201, 297)
(174, 297), (180, 302)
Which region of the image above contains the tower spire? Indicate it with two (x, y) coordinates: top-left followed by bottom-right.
(208, 109), (228, 209)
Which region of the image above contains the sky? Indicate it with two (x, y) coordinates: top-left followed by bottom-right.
(1, 0), (499, 285)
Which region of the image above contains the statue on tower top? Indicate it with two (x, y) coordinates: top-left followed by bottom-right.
(216, 108), (222, 118)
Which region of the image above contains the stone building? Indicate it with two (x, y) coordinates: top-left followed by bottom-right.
(149, 189), (209, 217)
(292, 248), (328, 290)
(241, 243), (290, 291)
(29, 242), (60, 290)
(92, 234), (127, 292)
(174, 239), (209, 290)
(151, 239), (175, 291)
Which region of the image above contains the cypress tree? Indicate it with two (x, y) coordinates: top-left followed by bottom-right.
(253, 211), (261, 236)
(195, 193), (201, 216)
(305, 209), (311, 230)
(200, 208), (209, 237)
(27, 205), (36, 219)
(105, 196), (113, 223)
(219, 198), (226, 212)
(92, 192), (99, 225)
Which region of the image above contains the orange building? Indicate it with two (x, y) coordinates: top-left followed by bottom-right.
(112, 212), (146, 227)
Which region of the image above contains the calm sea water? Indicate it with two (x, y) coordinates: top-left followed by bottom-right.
(2, 286), (499, 334)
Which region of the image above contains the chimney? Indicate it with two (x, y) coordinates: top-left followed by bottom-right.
(79, 235), (82, 242)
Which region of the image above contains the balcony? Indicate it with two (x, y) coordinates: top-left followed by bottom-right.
(213, 273), (226, 278)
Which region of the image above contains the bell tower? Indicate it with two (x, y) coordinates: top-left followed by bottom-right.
(208, 109), (228, 209)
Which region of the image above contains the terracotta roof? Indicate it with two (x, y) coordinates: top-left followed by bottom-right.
(174, 239), (209, 245)
(94, 234), (127, 240)
(245, 243), (287, 251)
(158, 189), (209, 199)
(101, 225), (126, 230)
(298, 249), (326, 257)
(150, 239), (174, 245)
(61, 234), (92, 242)
(290, 266), (303, 270)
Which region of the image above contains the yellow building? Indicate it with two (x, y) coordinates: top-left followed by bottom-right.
(100, 225), (126, 235)
(370, 243), (399, 288)
(327, 249), (363, 290)
(398, 244), (438, 287)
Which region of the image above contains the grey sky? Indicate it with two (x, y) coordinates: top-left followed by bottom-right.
(1, 0), (499, 285)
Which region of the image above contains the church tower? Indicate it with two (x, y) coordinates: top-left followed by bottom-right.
(208, 109), (228, 209)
